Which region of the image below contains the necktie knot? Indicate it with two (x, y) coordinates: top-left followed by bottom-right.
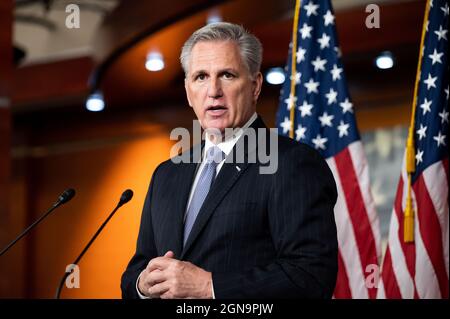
(205, 146), (225, 165)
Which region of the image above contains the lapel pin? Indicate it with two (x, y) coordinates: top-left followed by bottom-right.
(235, 166), (241, 172)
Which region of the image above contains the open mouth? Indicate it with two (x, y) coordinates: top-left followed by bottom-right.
(206, 106), (227, 116)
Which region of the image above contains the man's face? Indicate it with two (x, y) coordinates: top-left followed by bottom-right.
(184, 40), (262, 133)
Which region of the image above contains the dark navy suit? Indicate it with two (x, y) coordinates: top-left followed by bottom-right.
(121, 117), (338, 298)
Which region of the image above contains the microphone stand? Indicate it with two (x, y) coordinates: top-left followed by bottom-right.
(0, 189), (75, 257)
(55, 189), (133, 299)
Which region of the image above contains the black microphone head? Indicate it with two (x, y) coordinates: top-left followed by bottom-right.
(58, 188), (76, 205)
(119, 189), (133, 206)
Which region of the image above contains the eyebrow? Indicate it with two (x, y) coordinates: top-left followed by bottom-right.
(190, 68), (239, 79)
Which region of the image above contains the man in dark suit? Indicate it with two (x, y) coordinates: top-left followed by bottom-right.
(121, 22), (338, 299)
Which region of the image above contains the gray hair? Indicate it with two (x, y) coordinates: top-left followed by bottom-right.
(180, 22), (263, 77)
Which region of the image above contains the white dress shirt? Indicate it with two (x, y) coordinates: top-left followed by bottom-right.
(136, 112), (258, 299)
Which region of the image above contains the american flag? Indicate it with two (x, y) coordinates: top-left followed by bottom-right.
(276, 0), (381, 298)
(378, 0), (449, 299)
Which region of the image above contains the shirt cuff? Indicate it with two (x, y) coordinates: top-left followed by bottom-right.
(211, 278), (215, 299)
(136, 271), (151, 299)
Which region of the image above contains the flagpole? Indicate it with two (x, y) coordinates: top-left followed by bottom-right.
(288, 0), (301, 139)
(404, 0), (431, 243)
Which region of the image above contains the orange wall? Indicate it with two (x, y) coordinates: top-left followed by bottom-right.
(13, 123), (174, 298)
(5, 93), (411, 298)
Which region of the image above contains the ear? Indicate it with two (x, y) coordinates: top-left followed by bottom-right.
(252, 72), (263, 103)
(184, 78), (193, 108)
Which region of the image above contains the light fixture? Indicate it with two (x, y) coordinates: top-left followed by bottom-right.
(86, 91), (105, 112)
(375, 51), (394, 69)
(145, 52), (165, 71)
(265, 67), (286, 85)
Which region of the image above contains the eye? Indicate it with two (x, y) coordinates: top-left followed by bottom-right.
(223, 72), (235, 79)
(195, 73), (207, 81)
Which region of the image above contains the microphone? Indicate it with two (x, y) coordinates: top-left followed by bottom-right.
(0, 188), (76, 258)
(55, 189), (134, 299)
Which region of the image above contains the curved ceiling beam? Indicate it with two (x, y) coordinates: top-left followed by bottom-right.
(90, 0), (229, 91)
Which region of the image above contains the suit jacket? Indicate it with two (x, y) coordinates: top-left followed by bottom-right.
(121, 116), (338, 299)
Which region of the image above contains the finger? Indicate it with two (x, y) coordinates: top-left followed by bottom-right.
(147, 269), (167, 286)
(164, 251), (175, 258)
(147, 256), (175, 272)
(148, 281), (170, 299)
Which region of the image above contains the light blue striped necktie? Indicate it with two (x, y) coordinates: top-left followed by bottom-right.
(183, 146), (225, 246)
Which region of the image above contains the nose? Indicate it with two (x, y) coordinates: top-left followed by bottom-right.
(207, 77), (223, 99)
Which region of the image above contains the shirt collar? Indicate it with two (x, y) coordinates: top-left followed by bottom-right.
(204, 112), (257, 158)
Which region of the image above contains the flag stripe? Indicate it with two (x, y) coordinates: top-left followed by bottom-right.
(348, 142), (382, 260)
(334, 250), (352, 298)
(412, 194), (442, 299)
(334, 147), (378, 298)
(382, 177), (416, 298)
(414, 176), (449, 298)
(422, 161), (449, 279)
(327, 157), (368, 298)
(380, 247), (402, 298)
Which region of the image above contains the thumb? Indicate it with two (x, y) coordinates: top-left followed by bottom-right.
(164, 251), (175, 258)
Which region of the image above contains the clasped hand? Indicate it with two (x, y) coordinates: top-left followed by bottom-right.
(138, 251), (213, 299)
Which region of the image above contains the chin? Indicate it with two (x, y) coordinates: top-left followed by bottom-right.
(203, 119), (229, 132)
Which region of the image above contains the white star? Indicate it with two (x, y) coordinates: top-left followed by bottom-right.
(323, 10), (335, 26)
(330, 64), (343, 81)
(445, 86), (449, 100)
(434, 25), (448, 41)
(325, 88), (338, 105)
(415, 149), (424, 164)
(317, 33), (331, 49)
(304, 78), (320, 94)
(430, 0), (433, 7)
(339, 98), (353, 114)
(428, 49), (443, 65)
(441, 3), (449, 16)
(438, 109), (449, 124)
(423, 73), (437, 89)
(298, 100), (313, 117)
(312, 134), (328, 150)
(280, 117), (292, 135)
(416, 124), (427, 140)
(295, 124), (307, 141)
(433, 131), (446, 147)
(419, 98), (432, 115)
(337, 120), (349, 138)
(304, 1), (319, 16)
(319, 112), (334, 127)
(299, 23), (313, 39)
(311, 56), (327, 72)
(296, 47), (306, 63)
(290, 72), (301, 84)
(426, 20), (429, 32)
(284, 94), (297, 110)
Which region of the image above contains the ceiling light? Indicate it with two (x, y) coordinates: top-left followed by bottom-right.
(375, 51), (394, 69)
(265, 67), (285, 85)
(86, 91), (105, 112)
(145, 52), (164, 71)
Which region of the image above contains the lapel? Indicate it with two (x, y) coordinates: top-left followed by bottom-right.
(180, 116), (267, 259)
(169, 143), (202, 258)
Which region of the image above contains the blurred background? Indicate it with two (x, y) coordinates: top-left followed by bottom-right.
(0, 0), (425, 298)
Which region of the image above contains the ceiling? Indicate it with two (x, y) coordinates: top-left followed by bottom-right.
(12, 0), (425, 114)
